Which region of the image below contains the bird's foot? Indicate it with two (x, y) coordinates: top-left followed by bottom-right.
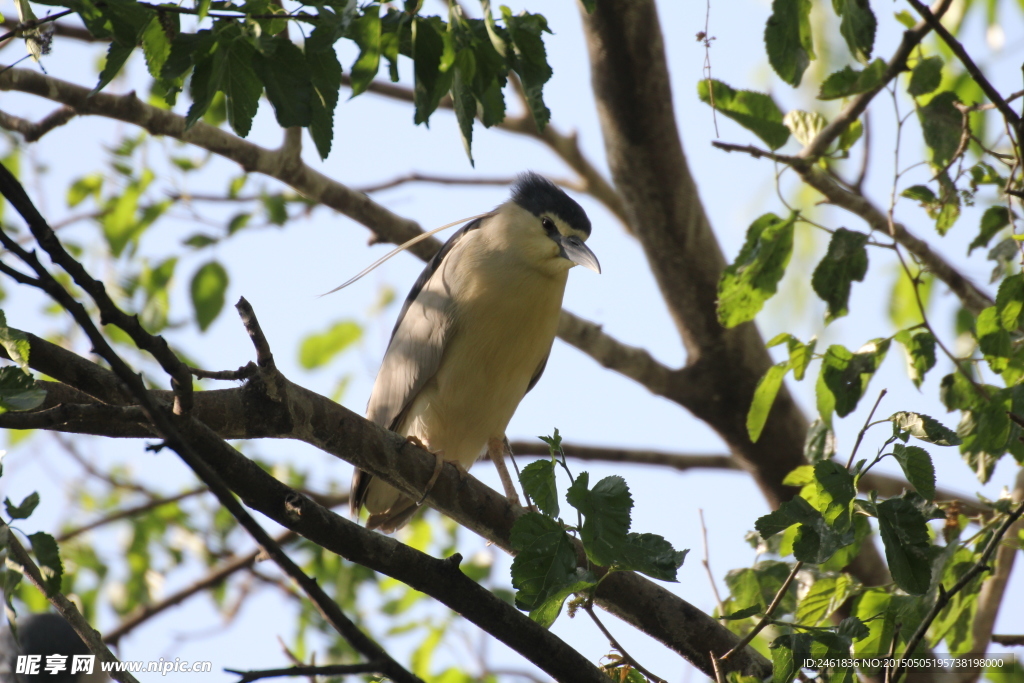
(411, 439), (445, 506)
(488, 437), (522, 507)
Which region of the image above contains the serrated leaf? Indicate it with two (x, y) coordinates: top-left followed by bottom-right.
(806, 460), (856, 530)
(697, 80), (791, 150)
(764, 0), (816, 87)
(833, 0), (876, 63)
(0, 312), (30, 374)
(519, 459), (558, 518)
(748, 362), (789, 443)
(772, 636), (797, 683)
(891, 444), (936, 500)
(509, 513), (595, 627)
(28, 532), (63, 595)
(969, 206), (1011, 255)
(838, 616), (870, 641)
(837, 118), (863, 152)
(452, 50), (476, 165)
(888, 411), (960, 446)
(783, 110), (827, 146)
(816, 339), (889, 422)
(349, 5), (381, 97)
(566, 473), (632, 567)
(908, 55), (943, 97)
(617, 533), (688, 581)
(503, 10), (552, 131)
(812, 228), (869, 322)
(875, 498), (934, 594)
(894, 329), (936, 389)
(94, 42), (135, 95)
(717, 213), (796, 327)
(254, 36), (313, 129)
(4, 492), (39, 520)
(0, 366), (45, 413)
(818, 59), (885, 100)
(412, 16), (455, 125)
(141, 15), (172, 80)
(190, 261), (228, 332)
(306, 39), (342, 160)
(919, 91), (963, 169)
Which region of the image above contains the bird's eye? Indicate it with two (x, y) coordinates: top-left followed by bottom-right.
(541, 217), (557, 235)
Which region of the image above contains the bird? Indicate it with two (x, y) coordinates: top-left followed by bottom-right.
(0, 612), (107, 683)
(350, 172), (600, 532)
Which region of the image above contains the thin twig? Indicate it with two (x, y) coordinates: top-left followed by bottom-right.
(225, 664), (384, 683)
(846, 389), (888, 468)
(720, 561), (803, 661)
(190, 362), (258, 381)
(57, 487), (206, 542)
(699, 509), (726, 617)
(0, 9), (74, 44)
(584, 603), (666, 683)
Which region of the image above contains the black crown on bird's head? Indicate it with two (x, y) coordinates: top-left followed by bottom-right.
(510, 172), (592, 238)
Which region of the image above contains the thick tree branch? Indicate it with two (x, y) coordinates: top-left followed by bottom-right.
(0, 105), (76, 141)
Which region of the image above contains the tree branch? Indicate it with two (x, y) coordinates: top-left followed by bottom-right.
(1, 521), (137, 683)
(0, 105), (77, 141)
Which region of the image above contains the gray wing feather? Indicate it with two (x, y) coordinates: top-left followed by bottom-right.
(366, 217), (483, 430)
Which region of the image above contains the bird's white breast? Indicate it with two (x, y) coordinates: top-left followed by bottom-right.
(398, 227), (568, 468)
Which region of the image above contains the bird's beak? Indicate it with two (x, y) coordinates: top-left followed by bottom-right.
(560, 235), (601, 274)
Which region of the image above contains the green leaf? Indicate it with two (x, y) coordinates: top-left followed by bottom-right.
(217, 35), (263, 137)
(805, 460), (856, 530)
(889, 411), (961, 446)
(795, 574), (859, 626)
(908, 55), (943, 97)
(996, 272), (1024, 331)
(412, 16), (455, 125)
(771, 636), (797, 683)
(519, 459), (558, 518)
(891, 444), (936, 500)
(349, 5), (382, 97)
(617, 533), (688, 581)
(0, 366), (46, 413)
(141, 15), (172, 80)
(306, 39), (342, 159)
(804, 419), (837, 463)
(721, 604), (761, 620)
(190, 261), (229, 332)
(28, 531), (63, 595)
(812, 228), (869, 323)
(764, 0), (816, 87)
(509, 513), (595, 627)
(748, 362), (789, 443)
(94, 42), (135, 95)
(717, 213), (796, 327)
(894, 329), (936, 389)
(816, 339), (890, 422)
(254, 36), (313, 129)
(67, 174), (103, 208)
(566, 473), (632, 567)
(832, 0), (876, 63)
(818, 59), (886, 100)
(919, 92), (963, 169)
(503, 10), (552, 131)
(875, 497), (934, 594)
(837, 118), (864, 152)
(0, 311), (30, 374)
(4, 492), (39, 520)
(697, 80), (790, 150)
(298, 321), (363, 370)
(783, 110), (827, 147)
(977, 306), (1011, 372)
(452, 50), (477, 165)
(837, 616), (870, 641)
(969, 206), (1011, 255)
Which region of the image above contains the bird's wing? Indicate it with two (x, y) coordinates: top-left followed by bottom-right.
(525, 353), (549, 394)
(366, 217), (485, 431)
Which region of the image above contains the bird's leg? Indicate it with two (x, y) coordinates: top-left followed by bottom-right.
(406, 435), (445, 506)
(487, 437), (522, 507)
